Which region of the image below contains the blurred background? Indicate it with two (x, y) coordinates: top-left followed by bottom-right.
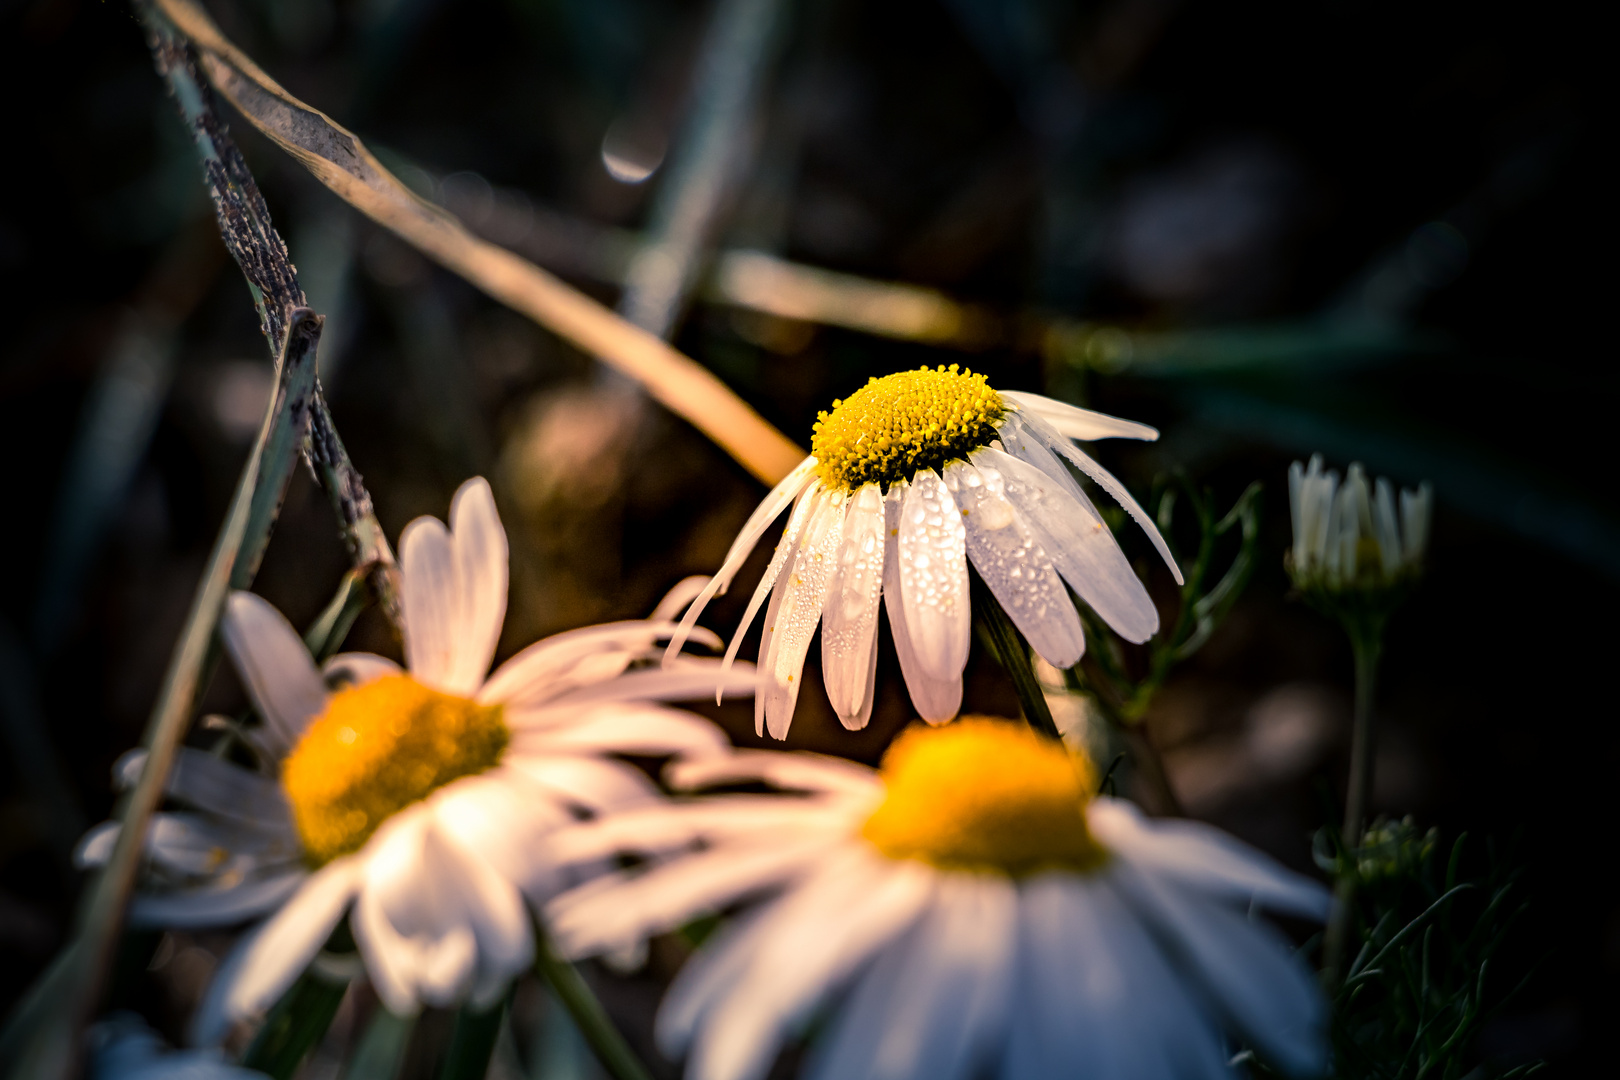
(0, 0), (1611, 1073)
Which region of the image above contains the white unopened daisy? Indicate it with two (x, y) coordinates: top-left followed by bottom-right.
(545, 718), (1331, 1080)
(77, 478), (752, 1040)
(1288, 453), (1431, 591)
(667, 365), (1182, 737)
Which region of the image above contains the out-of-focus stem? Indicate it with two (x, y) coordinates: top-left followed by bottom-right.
(1324, 624), (1384, 986)
(534, 933), (652, 1080)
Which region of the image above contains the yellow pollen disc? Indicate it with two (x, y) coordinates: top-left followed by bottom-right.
(861, 717), (1105, 876)
(811, 365), (1005, 492)
(281, 674), (508, 866)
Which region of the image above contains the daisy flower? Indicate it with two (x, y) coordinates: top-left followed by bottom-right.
(1288, 453), (1431, 591)
(545, 718), (1330, 1080)
(77, 478), (753, 1040)
(665, 365), (1182, 737)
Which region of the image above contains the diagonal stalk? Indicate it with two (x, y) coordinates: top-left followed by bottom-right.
(534, 928), (653, 1080)
(0, 313), (322, 1080)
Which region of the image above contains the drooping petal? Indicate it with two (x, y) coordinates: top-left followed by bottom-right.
(129, 872), (306, 929)
(897, 470), (971, 683)
(479, 620), (717, 708)
(508, 703), (732, 761)
(208, 858), (362, 1033)
(547, 830), (842, 966)
(542, 665), (759, 711)
(820, 483), (887, 726)
(805, 872), (1017, 1080)
(220, 591), (328, 756)
(946, 460), (1084, 668)
(1109, 859), (1329, 1077)
(670, 850), (937, 1080)
(665, 457), (819, 660)
(758, 488), (846, 740)
(428, 771), (573, 900)
(982, 447), (1158, 642)
(1014, 405), (1184, 585)
(1002, 391), (1160, 442)
(665, 750), (884, 801)
(720, 481), (823, 690)
(115, 748), (292, 831)
(1003, 874), (1230, 1080)
(883, 483), (962, 723)
(995, 415), (1102, 521)
(1089, 796), (1331, 920)
(543, 798), (851, 871)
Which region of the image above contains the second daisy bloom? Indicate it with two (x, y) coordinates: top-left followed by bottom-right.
(671, 366), (1181, 736)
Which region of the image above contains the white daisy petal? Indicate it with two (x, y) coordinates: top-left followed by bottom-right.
(896, 470), (971, 682)
(820, 483), (887, 726)
(548, 830), (842, 964)
(220, 591), (328, 755)
(426, 822), (535, 1009)
(982, 447), (1159, 642)
(1110, 860), (1329, 1077)
(143, 812), (300, 877)
(115, 749), (292, 831)
(883, 484), (962, 723)
(996, 415), (1101, 518)
(544, 663), (759, 710)
(946, 460), (1084, 668)
(1014, 405), (1185, 585)
(651, 575), (714, 623)
(501, 754), (659, 813)
(1005, 874), (1230, 1080)
(446, 476), (509, 695)
(1002, 391), (1161, 442)
(322, 651), (402, 689)
(480, 619), (707, 708)
(215, 858), (362, 1031)
(722, 479), (822, 683)
(683, 851), (936, 1080)
(807, 872), (1017, 1080)
(509, 702), (732, 760)
(129, 872), (306, 929)
(759, 488), (846, 739)
(428, 771), (573, 899)
(1089, 797), (1331, 920)
(543, 798), (849, 870)
(667, 749), (885, 800)
(665, 456), (819, 660)
(398, 514), (459, 696)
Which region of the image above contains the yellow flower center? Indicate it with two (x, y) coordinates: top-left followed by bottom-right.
(861, 717), (1105, 876)
(281, 674), (508, 866)
(812, 365), (1005, 492)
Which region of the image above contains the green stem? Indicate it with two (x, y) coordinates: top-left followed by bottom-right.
(241, 967), (350, 1079)
(1343, 629), (1383, 850)
(340, 1006), (414, 1080)
(1323, 622), (1384, 988)
(535, 933), (652, 1080)
(971, 575), (1060, 740)
(438, 997), (507, 1080)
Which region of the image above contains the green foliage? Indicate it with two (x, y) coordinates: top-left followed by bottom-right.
(1317, 819), (1540, 1080)
(1070, 476), (1263, 725)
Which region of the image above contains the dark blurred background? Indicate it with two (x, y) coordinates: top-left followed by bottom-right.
(0, 0), (1611, 1073)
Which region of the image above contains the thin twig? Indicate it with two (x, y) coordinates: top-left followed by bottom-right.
(0, 313), (323, 1080)
(139, 5), (405, 630)
(143, 0), (805, 485)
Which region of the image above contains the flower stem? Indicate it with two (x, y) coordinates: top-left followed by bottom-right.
(970, 574), (1060, 740)
(241, 967), (350, 1079)
(438, 996), (507, 1080)
(1323, 622), (1384, 987)
(341, 1006), (413, 1080)
(534, 932), (653, 1080)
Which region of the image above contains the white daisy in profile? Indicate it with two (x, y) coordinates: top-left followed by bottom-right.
(76, 478), (752, 1041)
(665, 365), (1182, 737)
(546, 718), (1330, 1080)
